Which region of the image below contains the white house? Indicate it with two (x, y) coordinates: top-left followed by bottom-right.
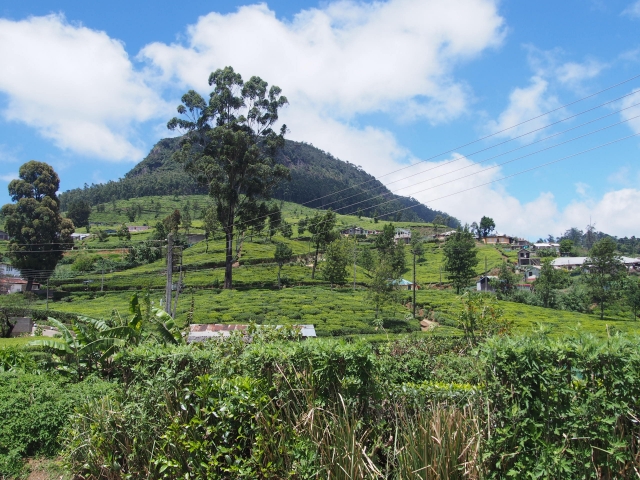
(394, 228), (411, 245)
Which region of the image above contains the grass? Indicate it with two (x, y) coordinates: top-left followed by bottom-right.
(0, 336), (49, 347)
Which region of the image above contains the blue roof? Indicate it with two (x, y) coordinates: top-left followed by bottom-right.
(391, 278), (413, 286)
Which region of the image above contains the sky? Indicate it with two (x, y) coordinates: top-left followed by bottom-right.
(1, 0), (640, 240)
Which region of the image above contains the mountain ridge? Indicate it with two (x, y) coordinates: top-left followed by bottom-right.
(60, 137), (459, 225)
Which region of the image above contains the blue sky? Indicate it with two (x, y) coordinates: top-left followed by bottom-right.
(1, 0), (640, 238)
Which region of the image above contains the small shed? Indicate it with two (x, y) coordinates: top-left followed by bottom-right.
(0, 230), (9, 241)
(476, 276), (497, 292)
(391, 278), (416, 290)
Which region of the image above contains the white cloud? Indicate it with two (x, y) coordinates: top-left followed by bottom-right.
(575, 182), (590, 197)
(381, 155), (640, 238)
(622, 1), (640, 18)
(140, 0), (505, 122)
(0, 172), (18, 182)
(0, 14), (168, 161)
(486, 76), (561, 140)
(556, 60), (605, 86)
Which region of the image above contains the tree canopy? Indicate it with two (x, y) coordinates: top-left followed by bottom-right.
(1, 161), (74, 290)
(478, 216), (495, 238)
(168, 66), (290, 289)
(66, 199), (92, 229)
(584, 237), (627, 319)
(443, 228), (479, 294)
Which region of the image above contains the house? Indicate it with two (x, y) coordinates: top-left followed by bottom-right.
(394, 228), (411, 245)
(435, 230), (457, 241)
(391, 278), (416, 290)
(187, 324), (317, 343)
(522, 265), (541, 281)
(340, 227), (379, 237)
(127, 225), (150, 232)
(552, 256), (640, 271)
(517, 248), (531, 267)
(0, 263), (21, 277)
(0, 230), (9, 241)
(0, 278), (40, 294)
(533, 242), (560, 252)
(482, 234), (514, 245)
(71, 233), (91, 241)
(476, 276), (498, 292)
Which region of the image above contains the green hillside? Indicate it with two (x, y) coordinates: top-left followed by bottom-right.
(59, 138), (458, 225)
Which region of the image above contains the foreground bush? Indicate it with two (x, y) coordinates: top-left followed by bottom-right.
(0, 373), (114, 478)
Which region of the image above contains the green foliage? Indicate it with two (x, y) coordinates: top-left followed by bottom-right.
(482, 334), (640, 478)
(478, 215), (495, 238)
(0, 373), (113, 478)
(534, 259), (570, 308)
(1, 161), (75, 289)
(169, 66), (290, 289)
(491, 261), (520, 299)
(443, 229), (479, 294)
(274, 241), (293, 288)
(584, 237), (628, 319)
(322, 237), (351, 287)
(308, 209), (337, 279)
(65, 199), (92, 228)
(457, 292), (512, 347)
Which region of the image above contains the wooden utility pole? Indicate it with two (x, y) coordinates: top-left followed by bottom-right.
(46, 279), (49, 312)
(165, 234), (173, 316)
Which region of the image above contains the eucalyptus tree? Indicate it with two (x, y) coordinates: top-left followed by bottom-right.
(168, 66), (290, 289)
(443, 228), (479, 294)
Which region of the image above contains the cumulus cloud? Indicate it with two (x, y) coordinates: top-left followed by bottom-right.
(486, 76), (561, 140)
(556, 60), (606, 86)
(0, 14), (167, 161)
(140, 0), (505, 121)
(622, 1), (640, 18)
(377, 156), (640, 238)
(0, 172), (18, 182)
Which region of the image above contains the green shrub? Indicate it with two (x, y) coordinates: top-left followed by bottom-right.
(0, 372), (114, 477)
(481, 334), (640, 478)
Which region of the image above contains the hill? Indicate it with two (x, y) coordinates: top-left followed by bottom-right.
(59, 137), (458, 225)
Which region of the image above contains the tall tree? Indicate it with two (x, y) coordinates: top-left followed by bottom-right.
(1, 161), (74, 290)
(410, 234), (424, 318)
(66, 199), (92, 229)
(274, 242), (293, 288)
(322, 237), (351, 288)
(584, 237), (627, 319)
(478, 216), (495, 238)
(168, 66), (290, 289)
(443, 228), (479, 294)
(308, 209), (337, 279)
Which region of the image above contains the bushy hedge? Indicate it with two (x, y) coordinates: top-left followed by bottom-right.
(0, 373), (114, 477)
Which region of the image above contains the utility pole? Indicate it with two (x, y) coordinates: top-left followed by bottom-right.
(439, 265), (442, 285)
(485, 255), (488, 274)
(101, 265), (104, 292)
(165, 233), (173, 316)
(46, 279), (49, 312)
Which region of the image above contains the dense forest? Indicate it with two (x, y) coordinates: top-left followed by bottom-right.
(59, 138), (459, 226)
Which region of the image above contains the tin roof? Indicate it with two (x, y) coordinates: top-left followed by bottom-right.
(187, 324), (317, 343)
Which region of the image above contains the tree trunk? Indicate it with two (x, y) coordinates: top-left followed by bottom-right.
(413, 253), (417, 318)
(224, 227), (234, 289)
(26, 277), (33, 292)
(312, 243), (320, 279)
(277, 265), (281, 288)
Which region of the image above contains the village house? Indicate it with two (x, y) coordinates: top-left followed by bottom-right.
(391, 278), (416, 290)
(0, 263), (21, 277)
(533, 242), (560, 252)
(70, 233), (91, 241)
(394, 228), (411, 245)
(0, 278), (40, 294)
(0, 230), (9, 241)
(340, 226), (379, 236)
(551, 256), (640, 271)
(434, 230), (457, 241)
(522, 265), (542, 281)
(127, 225), (150, 232)
(482, 233), (514, 245)
(476, 276), (498, 292)
(517, 248), (531, 266)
